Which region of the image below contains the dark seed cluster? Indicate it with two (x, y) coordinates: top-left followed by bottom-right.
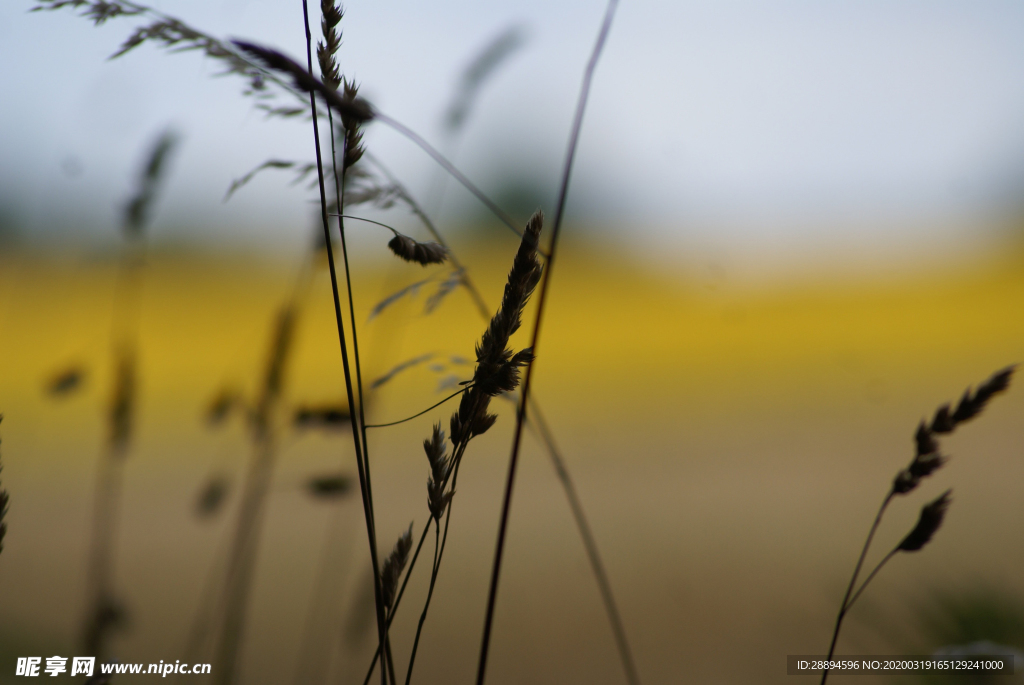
(894, 365), (1015, 495)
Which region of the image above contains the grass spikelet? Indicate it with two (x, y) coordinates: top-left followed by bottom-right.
(443, 25), (527, 134)
(478, 211), (543, 362)
(424, 269), (464, 314)
(224, 160), (316, 201)
(205, 388), (240, 427)
(898, 490), (952, 552)
(32, 0), (143, 26)
(108, 348), (135, 451)
(340, 79), (366, 168)
(445, 213), (541, 443)
(194, 476), (229, 518)
(822, 367), (1015, 684)
(231, 41), (374, 124)
(293, 405), (351, 429)
(894, 365), (1016, 496)
(424, 423), (452, 521)
(380, 525), (413, 610)
(123, 128), (178, 237)
(470, 211), (542, 401)
(47, 366), (86, 397)
(950, 365), (1016, 425)
(368, 278), (433, 321)
(316, 0), (342, 91)
(306, 474), (353, 499)
(371, 353), (435, 389)
(387, 233), (447, 266)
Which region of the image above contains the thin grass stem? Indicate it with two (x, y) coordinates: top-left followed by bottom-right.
(475, 2), (620, 683)
(364, 388), (470, 429)
(403, 522), (440, 685)
(300, 4), (387, 684)
(368, 113), (523, 242)
(844, 548), (898, 615)
(361, 519), (433, 685)
(528, 401), (640, 685)
(820, 490), (893, 685)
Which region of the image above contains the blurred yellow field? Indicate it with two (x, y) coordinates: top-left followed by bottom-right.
(1, 239), (1022, 684)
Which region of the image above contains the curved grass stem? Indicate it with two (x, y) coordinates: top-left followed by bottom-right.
(475, 2), (622, 684)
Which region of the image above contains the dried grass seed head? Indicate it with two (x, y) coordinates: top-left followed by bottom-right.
(898, 489), (952, 552)
(123, 129), (179, 238)
(914, 421), (938, 458)
(380, 524), (414, 608)
(306, 473), (353, 499)
(477, 211), (543, 359)
(108, 349), (136, 451)
(424, 423), (453, 520)
(262, 306), (297, 402)
(232, 41), (374, 123)
(340, 78), (367, 156)
(387, 233), (447, 266)
(195, 475), (229, 518)
(930, 365), (1016, 434)
(317, 0), (343, 91)
(470, 411), (498, 437)
(205, 388), (240, 427)
(424, 423), (448, 480)
(47, 366), (85, 397)
(896, 366), (1015, 495)
(448, 213), (543, 444)
(294, 405), (351, 429)
(951, 365), (1016, 425)
(473, 212), (543, 397)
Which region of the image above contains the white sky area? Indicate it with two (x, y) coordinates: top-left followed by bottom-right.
(3, 0), (1024, 268)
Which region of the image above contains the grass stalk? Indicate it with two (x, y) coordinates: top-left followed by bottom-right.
(360, 520), (432, 685)
(843, 549), (898, 614)
(364, 152), (638, 685)
(475, 2), (620, 683)
(821, 367), (1013, 685)
(403, 522), (440, 685)
(528, 402), (640, 685)
(402, 445), (470, 685)
(299, 2), (388, 683)
(819, 491), (893, 685)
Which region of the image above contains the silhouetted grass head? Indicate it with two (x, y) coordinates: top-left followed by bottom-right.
(380, 526), (413, 610)
(898, 490), (952, 552)
(894, 366), (1015, 495)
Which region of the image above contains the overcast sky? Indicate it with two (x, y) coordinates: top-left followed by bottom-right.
(3, 0), (1024, 262)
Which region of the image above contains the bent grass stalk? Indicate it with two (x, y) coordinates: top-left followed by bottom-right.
(820, 366), (1015, 685)
(475, 2), (627, 685)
